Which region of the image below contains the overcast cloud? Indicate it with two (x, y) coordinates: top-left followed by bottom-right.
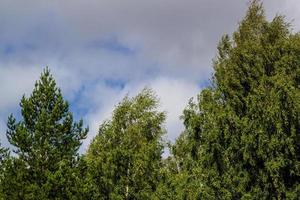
(0, 0), (299, 151)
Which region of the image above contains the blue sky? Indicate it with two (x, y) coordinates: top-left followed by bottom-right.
(0, 0), (299, 151)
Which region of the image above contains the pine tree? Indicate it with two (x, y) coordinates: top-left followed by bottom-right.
(3, 68), (88, 199)
(0, 141), (8, 166)
(176, 1), (300, 199)
(0, 141), (9, 199)
(86, 88), (166, 199)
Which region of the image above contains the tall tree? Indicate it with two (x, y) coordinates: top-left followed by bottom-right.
(3, 68), (88, 199)
(86, 88), (166, 199)
(176, 1), (300, 199)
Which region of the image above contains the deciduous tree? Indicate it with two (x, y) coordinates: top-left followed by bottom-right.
(175, 1), (300, 199)
(86, 89), (166, 199)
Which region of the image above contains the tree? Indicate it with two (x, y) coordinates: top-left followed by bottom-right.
(153, 107), (206, 199)
(86, 88), (166, 199)
(0, 156), (29, 199)
(0, 141), (8, 167)
(0, 141), (9, 199)
(3, 68), (88, 199)
(176, 1), (300, 199)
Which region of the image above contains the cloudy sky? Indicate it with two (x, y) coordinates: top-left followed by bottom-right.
(0, 0), (299, 151)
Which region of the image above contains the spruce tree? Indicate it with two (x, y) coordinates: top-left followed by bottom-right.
(176, 1), (300, 199)
(3, 68), (88, 199)
(86, 88), (166, 199)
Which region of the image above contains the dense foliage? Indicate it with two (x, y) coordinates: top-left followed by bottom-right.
(167, 1), (300, 199)
(0, 1), (299, 199)
(85, 89), (166, 199)
(0, 69), (88, 199)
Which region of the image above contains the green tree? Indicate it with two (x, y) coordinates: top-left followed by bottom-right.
(153, 121), (203, 200)
(0, 141), (9, 199)
(3, 68), (88, 199)
(86, 88), (166, 199)
(0, 141), (8, 166)
(176, 1), (300, 199)
(0, 157), (29, 199)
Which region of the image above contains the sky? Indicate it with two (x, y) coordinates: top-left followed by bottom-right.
(1, 0), (300, 152)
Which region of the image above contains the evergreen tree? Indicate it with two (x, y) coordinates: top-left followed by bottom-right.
(0, 141), (8, 166)
(176, 1), (300, 199)
(3, 68), (88, 199)
(86, 88), (166, 199)
(0, 141), (9, 199)
(0, 157), (30, 199)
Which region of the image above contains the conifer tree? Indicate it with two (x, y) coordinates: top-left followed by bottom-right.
(176, 1), (300, 199)
(0, 141), (8, 166)
(3, 68), (88, 199)
(0, 141), (9, 199)
(86, 88), (166, 199)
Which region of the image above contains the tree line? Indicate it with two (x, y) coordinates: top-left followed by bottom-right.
(0, 1), (300, 199)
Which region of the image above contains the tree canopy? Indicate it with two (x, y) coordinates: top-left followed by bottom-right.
(0, 1), (300, 199)
(171, 1), (300, 199)
(1, 68), (88, 199)
(86, 89), (166, 199)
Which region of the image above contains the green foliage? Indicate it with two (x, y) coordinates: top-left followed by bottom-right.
(0, 142), (8, 164)
(86, 88), (166, 199)
(1, 68), (88, 199)
(0, 142), (9, 200)
(1, 1), (300, 199)
(174, 1), (300, 199)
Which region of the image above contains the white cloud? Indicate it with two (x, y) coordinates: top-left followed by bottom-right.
(1, 0), (299, 151)
(0, 0), (249, 82)
(150, 77), (199, 142)
(0, 65), (40, 111)
(0, 119), (7, 145)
